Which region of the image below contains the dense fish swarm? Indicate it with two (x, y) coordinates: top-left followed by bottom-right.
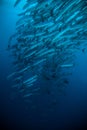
(7, 0), (87, 98)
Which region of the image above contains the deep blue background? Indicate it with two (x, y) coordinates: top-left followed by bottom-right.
(0, 1), (87, 130)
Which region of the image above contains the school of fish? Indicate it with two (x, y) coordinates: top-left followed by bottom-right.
(7, 0), (87, 98)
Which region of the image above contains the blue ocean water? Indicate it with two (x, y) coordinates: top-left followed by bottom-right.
(0, 1), (87, 130)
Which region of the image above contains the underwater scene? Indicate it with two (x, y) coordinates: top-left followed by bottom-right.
(0, 0), (87, 130)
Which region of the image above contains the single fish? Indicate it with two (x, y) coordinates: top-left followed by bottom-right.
(60, 64), (74, 68)
(14, 0), (22, 7)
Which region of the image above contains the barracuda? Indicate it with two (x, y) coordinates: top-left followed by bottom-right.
(18, 65), (30, 73)
(24, 50), (36, 58)
(60, 64), (74, 68)
(23, 1), (38, 10)
(23, 93), (33, 98)
(23, 75), (38, 84)
(14, 0), (22, 7)
(33, 59), (46, 66)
